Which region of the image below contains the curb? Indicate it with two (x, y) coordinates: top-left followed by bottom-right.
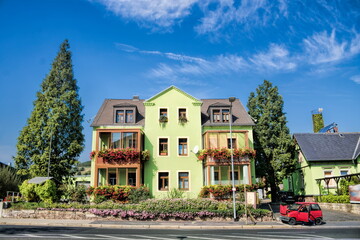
(1, 220), (360, 230)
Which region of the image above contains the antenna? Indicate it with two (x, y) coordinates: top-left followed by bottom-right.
(192, 145), (199, 154)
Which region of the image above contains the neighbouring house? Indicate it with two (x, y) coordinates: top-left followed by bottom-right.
(284, 132), (360, 197)
(90, 86), (256, 198)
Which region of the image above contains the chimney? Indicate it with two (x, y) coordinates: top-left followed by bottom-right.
(133, 95), (140, 101)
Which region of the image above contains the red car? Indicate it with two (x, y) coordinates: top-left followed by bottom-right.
(280, 202), (323, 225)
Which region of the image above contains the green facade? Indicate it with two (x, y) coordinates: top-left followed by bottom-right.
(90, 86), (256, 198)
(143, 87), (203, 198)
(284, 149), (360, 196)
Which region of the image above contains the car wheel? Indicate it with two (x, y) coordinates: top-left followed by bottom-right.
(288, 218), (296, 225)
(315, 218), (322, 225)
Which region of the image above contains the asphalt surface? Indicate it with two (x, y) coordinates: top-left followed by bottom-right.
(0, 225), (359, 239)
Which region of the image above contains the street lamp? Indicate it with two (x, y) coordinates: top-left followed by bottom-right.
(228, 96), (237, 221)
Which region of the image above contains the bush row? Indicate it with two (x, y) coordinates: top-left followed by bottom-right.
(11, 198), (271, 219)
(315, 194), (350, 203)
(199, 184), (263, 199)
(87, 185), (151, 203)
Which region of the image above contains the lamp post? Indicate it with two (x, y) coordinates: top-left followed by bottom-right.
(47, 128), (53, 178)
(229, 96), (237, 221)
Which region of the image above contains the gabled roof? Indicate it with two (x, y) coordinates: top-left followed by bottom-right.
(294, 133), (360, 161)
(144, 85), (202, 104)
(91, 99), (145, 127)
(201, 99), (255, 126)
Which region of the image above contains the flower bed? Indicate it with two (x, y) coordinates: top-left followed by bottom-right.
(6, 198), (272, 221)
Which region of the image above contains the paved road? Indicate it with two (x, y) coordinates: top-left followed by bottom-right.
(0, 225), (359, 240)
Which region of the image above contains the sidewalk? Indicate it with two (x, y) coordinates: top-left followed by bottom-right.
(1, 217), (359, 229)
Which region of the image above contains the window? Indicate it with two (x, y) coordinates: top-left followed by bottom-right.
(230, 169), (239, 181)
(159, 138), (168, 155)
(115, 110), (124, 123)
(222, 109), (230, 122)
(159, 108), (168, 122)
(178, 138), (188, 156)
(158, 172), (169, 191)
(179, 108), (186, 118)
(178, 172), (189, 190)
(211, 108), (231, 123)
(99, 132), (138, 149)
(128, 168), (136, 186)
(323, 169), (336, 187)
(227, 138), (236, 149)
(115, 108), (135, 123)
(125, 110), (134, 123)
(340, 169), (349, 176)
(111, 133), (121, 149)
(213, 110), (221, 122)
(108, 168), (117, 185)
(160, 108), (167, 117)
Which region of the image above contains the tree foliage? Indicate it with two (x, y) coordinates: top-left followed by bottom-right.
(0, 166), (23, 199)
(14, 40), (84, 181)
(247, 80), (296, 201)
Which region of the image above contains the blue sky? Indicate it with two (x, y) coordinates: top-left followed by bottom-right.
(0, 0), (359, 165)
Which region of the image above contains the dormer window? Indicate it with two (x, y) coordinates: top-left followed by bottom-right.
(211, 108), (230, 123)
(114, 107), (136, 123)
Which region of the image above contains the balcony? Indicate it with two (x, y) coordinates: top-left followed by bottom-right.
(91, 149), (149, 165)
(198, 147), (255, 166)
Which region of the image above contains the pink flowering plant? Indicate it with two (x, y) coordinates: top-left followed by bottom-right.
(89, 148), (150, 163)
(197, 148), (256, 163)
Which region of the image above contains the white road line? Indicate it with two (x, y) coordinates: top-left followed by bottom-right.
(132, 234), (174, 240)
(195, 234), (279, 240)
(95, 234), (137, 240)
(61, 234), (87, 239)
(219, 234), (306, 239)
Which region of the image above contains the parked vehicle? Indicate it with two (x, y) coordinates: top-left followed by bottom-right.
(280, 202), (323, 225)
(278, 191), (295, 204)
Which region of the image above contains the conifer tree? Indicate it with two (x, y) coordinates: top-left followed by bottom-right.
(14, 40), (84, 181)
(247, 80), (295, 202)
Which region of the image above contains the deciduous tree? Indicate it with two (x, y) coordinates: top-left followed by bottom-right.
(247, 80), (295, 202)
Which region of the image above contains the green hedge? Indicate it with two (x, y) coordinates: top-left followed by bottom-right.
(316, 194), (350, 203)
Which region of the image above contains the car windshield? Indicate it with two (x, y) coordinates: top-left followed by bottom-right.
(288, 203), (301, 210)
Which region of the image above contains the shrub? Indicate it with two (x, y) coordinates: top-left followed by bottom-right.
(167, 188), (184, 199)
(0, 166), (23, 199)
(316, 194), (350, 203)
(35, 180), (57, 204)
(19, 180), (38, 202)
(128, 185), (151, 203)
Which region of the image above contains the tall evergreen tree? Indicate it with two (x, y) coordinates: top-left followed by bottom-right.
(247, 80), (295, 202)
(14, 40), (84, 181)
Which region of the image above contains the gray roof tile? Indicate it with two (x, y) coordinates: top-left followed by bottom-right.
(294, 133), (360, 161)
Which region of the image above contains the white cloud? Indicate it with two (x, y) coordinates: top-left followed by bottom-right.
(195, 0), (287, 35)
(303, 29), (360, 64)
(92, 0), (197, 29)
(249, 44), (297, 70)
(350, 75), (360, 84)
(303, 30), (347, 64)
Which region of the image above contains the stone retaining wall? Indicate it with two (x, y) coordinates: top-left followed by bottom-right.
(319, 203), (360, 215)
(1, 209), (273, 222)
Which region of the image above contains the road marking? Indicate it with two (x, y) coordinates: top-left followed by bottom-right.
(132, 234), (174, 240)
(95, 234), (137, 240)
(61, 234), (87, 239)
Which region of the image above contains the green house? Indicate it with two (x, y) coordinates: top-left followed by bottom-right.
(284, 133), (360, 197)
(90, 86), (256, 198)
